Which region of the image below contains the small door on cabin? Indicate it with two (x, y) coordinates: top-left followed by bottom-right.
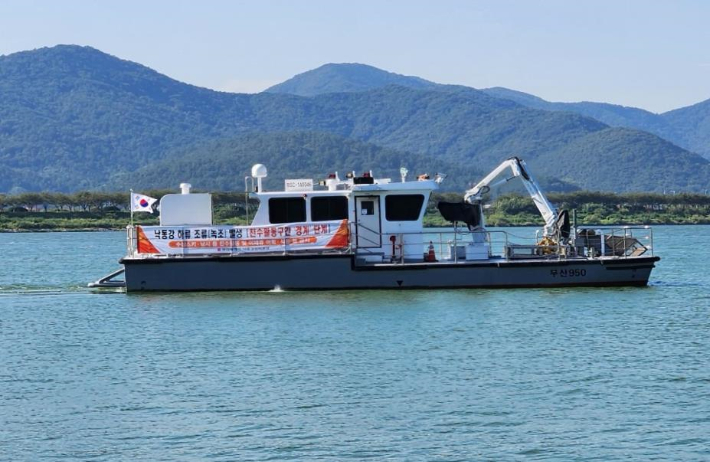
(355, 196), (381, 248)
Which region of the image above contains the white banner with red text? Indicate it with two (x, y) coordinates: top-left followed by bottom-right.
(135, 220), (349, 255)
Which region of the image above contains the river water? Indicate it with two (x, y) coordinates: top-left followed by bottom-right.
(1, 226), (708, 461)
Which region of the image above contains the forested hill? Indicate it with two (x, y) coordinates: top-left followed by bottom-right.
(662, 99), (710, 160)
(1, 45), (710, 193)
(481, 87), (710, 159)
(0, 45), (249, 191)
(109, 132), (486, 192)
(271, 62), (710, 159)
(264, 63), (440, 96)
(481, 87), (667, 133)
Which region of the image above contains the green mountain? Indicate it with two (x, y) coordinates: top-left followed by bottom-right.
(112, 131), (582, 194)
(111, 132), (489, 192)
(1, 46), (709, 194)
(266, 62), (710, 159)
(533, 128), (710, 192)
(265, 63), (439, 96)
(481, 87), (710, 159)
(481, 87), (664, 128)
(662, 99), (710, 159)
(0, 45), (250, 191)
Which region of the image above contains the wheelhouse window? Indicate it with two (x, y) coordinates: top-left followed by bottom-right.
(311, 196), (348, 222)
(269, 197), (306, 224)
(385, 194), (425, 221)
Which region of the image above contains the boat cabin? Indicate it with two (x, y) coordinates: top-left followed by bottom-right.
(248, 167), (440, 262)
(139, 161), (652, 267)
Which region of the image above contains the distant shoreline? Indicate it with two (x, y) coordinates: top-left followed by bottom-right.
(3, 190), (710, 231)
(1, 221), (708, 233)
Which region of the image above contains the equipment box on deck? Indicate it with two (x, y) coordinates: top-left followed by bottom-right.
(466, 243), (490, 260)
(448, 244), (466, 260)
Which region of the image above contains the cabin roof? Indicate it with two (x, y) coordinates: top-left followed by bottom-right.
(252, 179), (439, 199)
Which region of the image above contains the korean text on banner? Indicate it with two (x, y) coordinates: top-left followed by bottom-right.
(135, 220), (349, 255)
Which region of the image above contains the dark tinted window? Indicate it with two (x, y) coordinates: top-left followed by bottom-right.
(311, 196), (348, 221)
(360, 201), (374, 216)
(385, 194), (425, 221)
(269, 197), (306, 224)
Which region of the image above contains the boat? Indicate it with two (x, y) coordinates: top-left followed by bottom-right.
(90, 157), (659, 291)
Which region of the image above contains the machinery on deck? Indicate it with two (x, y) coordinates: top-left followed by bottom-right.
(463, 157), (570, 244)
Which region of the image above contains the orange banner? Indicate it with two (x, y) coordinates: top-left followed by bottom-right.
(135, 220), (348, 255)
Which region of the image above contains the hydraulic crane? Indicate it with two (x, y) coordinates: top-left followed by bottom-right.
(464, 157), (569, 241)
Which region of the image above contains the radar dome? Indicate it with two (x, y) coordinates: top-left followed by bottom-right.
(251, 164), (268, 178)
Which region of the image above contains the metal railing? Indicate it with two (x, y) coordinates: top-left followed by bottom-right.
(125, 224), (654, 262)
(354, 228), (510, 264)
(350, 221), (382, 250)
(353, 226), (654, 264)
(571, 225), (653, 258)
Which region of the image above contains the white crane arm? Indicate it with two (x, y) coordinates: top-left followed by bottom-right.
(464, 157), (559, 236)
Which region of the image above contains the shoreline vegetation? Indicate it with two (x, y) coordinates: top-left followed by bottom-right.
(2, 191), (710, 232)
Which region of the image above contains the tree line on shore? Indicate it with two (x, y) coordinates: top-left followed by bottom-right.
(2, 190), (710, 213)
(0, 191), (253, 213)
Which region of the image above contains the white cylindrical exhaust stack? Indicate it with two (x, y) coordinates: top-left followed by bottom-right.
(251, 164), (268, 192)
(180, 183), (191, 194)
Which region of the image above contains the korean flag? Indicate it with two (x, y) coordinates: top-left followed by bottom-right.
(131, 193), (158, 213)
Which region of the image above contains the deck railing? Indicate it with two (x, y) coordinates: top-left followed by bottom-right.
(359, 226), (654, 264)
(125, 224), (653, 261)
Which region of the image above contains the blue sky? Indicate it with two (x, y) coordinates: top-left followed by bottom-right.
(0, 0), (707, 112)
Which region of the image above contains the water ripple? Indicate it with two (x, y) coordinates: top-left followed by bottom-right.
(1, 227), (710, 461)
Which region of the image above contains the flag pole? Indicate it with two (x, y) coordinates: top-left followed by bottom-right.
(130, 189), (134, 227)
